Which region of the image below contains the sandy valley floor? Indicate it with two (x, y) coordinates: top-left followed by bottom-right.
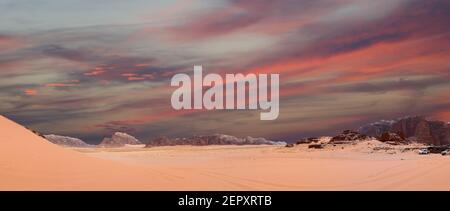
(73, 144), (450, 191)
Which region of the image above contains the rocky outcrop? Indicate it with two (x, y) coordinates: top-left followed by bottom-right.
(308, 144), (324, 149)
(427, 121), (449, 145)
(359, 116), (450, 145)
(390, 116), (449, 145)
(358, 120), (394, 137)
(44, 134), (91, 147)
(378, 132), (408, 145)
(296, 137), (320, 145)
(146, 134), (286, 147)
(390, 116), (427, 140)
(98, 132), (142, 147)
(329, 130), (369, 144)
(285, 143), (295, 148)
(148, 136), (172, 146)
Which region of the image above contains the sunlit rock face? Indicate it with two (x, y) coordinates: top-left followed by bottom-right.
(360, 116), (450, 145)
(44, 134), (91, 147)
(98, 132), (142, 147)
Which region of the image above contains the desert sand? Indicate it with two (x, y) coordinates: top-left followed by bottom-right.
(1, 115), (450, 190)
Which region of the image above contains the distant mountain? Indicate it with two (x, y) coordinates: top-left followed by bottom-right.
(98, 132), (142, 147)
(146, 134), (286, 147)
(358, 116), (450, 145)
(358, 120), (394, 137)
(44, 134), (91, 147)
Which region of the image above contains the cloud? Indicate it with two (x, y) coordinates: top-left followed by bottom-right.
(328, 76), (450, 93)
(2, 0), (450, 143)
(33, 44), (167, 83)
(45, 83), (80, 87)
(23, 89), (37, 96)
(164, 0), (343, 41)
(237, 0), (450, 76)
(39, 44), (93, 62)
(0, 34), (23, 52)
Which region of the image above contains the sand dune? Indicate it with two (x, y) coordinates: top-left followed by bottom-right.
(0, 115), (212, 190)
(1, 115), (450, 190)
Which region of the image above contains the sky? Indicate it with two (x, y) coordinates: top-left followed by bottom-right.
(1, 0), (449, 144)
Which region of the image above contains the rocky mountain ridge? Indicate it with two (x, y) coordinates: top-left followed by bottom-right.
(358, 116), (449, 145)
(146, 134), (286, 147)
(44, 134), (92, 147)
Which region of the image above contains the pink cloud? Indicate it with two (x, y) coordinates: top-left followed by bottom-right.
(0, 35), (22, 52)
(127, 77), (146, 81)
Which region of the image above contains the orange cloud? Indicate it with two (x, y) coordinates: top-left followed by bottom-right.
(134, 63), (150, 67)
(84, 67), (106, 76)
(122, 73), (155, 81)
(121, 73), (137, 77)
(23, 89), (37, 96)
(127, 77), (146, 81)
(431, 109), (450, 122)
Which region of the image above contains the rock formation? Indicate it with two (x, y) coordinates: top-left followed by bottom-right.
(378, 132), (408, 145)
(285, 143), (295, 148)
(98, 132), (142, 147)
(428, 121), (450, 145)
(44, 134), (91, 147)
(359, 116), (450, 145)
(329, 130), (369, 144)
(389, 116), (449, 145)
(390, 116), (428, 139)
(296, 137), (320, 145)
(146, 134), (286, 147)
(358, 120), (394, 137)
(308, 144), (324, 149)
